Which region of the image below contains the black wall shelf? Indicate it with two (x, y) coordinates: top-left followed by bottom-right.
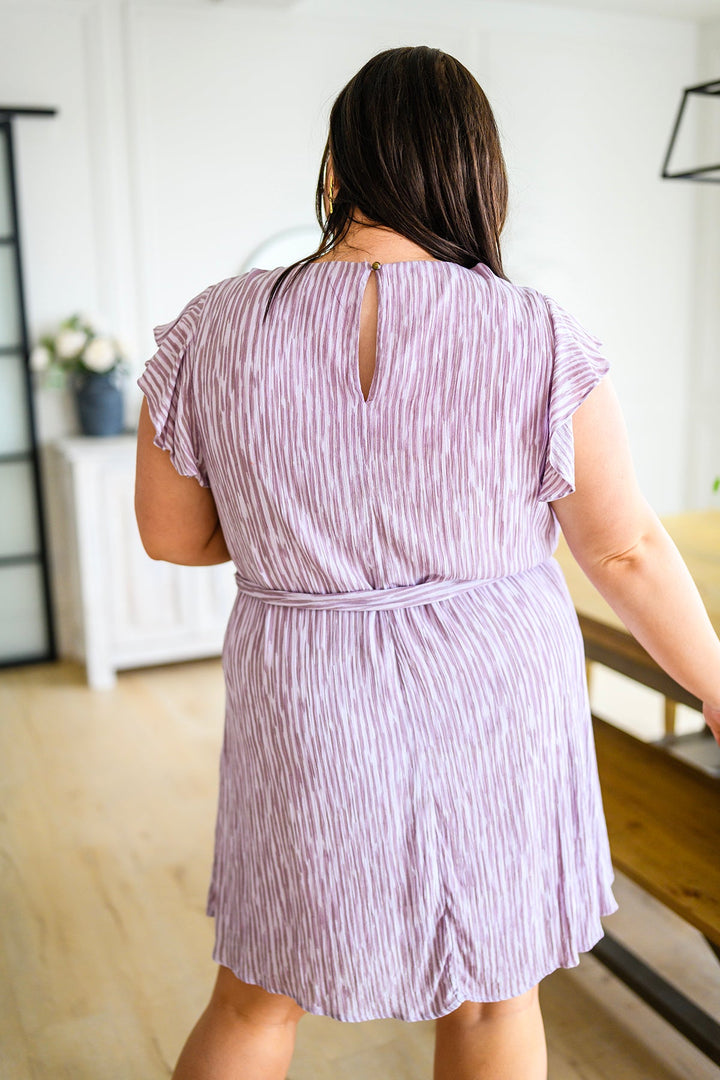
(661, 78), (720, 183)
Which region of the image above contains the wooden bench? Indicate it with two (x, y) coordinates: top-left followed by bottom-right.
(591, 715), (720, 1065)
(593, 715), (720, 945)
(553, 514), (720, 1065)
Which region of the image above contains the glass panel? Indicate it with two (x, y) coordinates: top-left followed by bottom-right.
(0, 460), (39, 557)
(0, 353), (31, 454)
(0, 126), (11, 238)
(0, 245), (20, 347)
(0, 561), (49, 660)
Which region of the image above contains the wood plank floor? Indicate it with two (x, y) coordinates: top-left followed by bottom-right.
(1, 658), (719, 1079)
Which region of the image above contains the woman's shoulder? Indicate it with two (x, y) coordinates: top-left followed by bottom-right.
(467, 262), (550, 323)
(192, 267), (283, 325)
(203, 267), (274, 303)
(471, 265), (601, 343)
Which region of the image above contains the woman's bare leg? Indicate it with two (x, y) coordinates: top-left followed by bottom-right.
(433, 983), (547, 1080)
(171, 965), (306, 1080)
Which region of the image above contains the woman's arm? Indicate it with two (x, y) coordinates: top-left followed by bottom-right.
(549, 376), (720, 740)
(134, 397), (231, 566)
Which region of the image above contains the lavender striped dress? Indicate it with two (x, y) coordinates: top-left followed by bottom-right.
(137, 259), (619, 1022)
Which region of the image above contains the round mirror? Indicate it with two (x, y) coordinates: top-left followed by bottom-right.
(240, 225), (323, 274)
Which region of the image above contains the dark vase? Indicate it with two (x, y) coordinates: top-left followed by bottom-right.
(74, 371), (125, 436)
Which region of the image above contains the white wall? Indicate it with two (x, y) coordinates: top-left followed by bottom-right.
(688, 18), (720, 508)
(0, 0), (712, 514)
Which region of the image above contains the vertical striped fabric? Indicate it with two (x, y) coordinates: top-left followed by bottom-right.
(137, 259), (618, 1022)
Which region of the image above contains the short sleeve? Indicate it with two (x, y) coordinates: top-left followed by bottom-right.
(137, 287), (212, 487)
(537, 294), (611, 502)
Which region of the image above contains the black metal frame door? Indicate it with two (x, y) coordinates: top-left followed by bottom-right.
(0, 108), (57, 666)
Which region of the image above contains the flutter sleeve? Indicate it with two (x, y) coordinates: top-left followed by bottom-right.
(537, 293), (611, 503)
(136, 286), (212, 488)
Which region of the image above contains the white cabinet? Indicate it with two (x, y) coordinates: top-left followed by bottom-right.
(44, 435), (236, 689)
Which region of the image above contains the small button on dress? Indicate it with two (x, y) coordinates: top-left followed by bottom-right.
(137, 258), (619, 1023)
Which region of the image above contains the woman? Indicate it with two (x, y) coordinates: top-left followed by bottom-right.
(135, 45), (720, 1080)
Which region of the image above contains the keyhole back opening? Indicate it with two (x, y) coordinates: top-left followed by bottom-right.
(357, 266), (380, 404)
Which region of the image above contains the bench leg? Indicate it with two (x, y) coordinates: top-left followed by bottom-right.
(591, 932), (720, 1066)
(704, 935), (720, 965)
(664, 697), (677, 738)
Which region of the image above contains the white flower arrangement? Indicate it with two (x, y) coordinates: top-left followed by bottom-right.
(30, 313), (130, 387)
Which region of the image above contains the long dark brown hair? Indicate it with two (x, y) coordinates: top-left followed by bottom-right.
(262, 45), (510, 322)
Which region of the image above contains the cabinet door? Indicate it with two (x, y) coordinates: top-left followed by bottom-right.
(102, 455), (236, 665)
(0, 119), (53, 664)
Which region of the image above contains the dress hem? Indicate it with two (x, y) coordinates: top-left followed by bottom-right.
(207, 893), (620, 1024)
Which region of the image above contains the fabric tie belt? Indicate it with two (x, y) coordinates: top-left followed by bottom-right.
(233, 572), (494, 611)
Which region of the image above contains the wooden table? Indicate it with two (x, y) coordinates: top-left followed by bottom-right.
(553, 509), (720, 1064)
